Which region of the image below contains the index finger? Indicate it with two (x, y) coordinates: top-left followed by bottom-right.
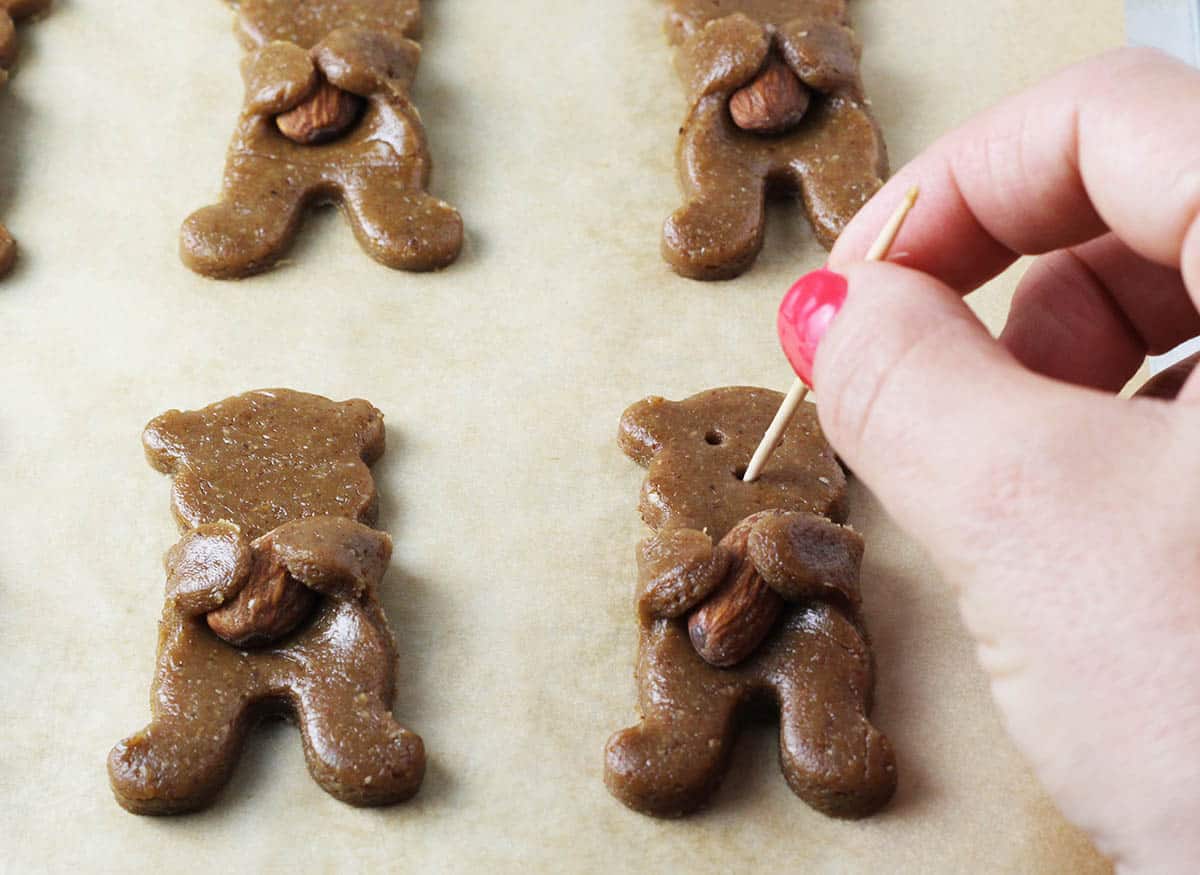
(829, 48), (1200, 299)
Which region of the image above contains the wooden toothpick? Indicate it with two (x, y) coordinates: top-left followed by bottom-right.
(742, 186), (919, 483)
(742, 378), (810, 483)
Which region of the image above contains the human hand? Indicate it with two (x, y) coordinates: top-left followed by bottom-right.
(779, 48), (1200, 872)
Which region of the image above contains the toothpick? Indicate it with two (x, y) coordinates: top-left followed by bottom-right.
(742, 379), (810, 483)
(865, 185), (919, 261)
(742, 186), (919, 483)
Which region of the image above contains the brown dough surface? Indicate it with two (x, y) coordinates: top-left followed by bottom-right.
(605, 387), (895, 816)
(660, 1), (887, 279)
(143, 387), (384, 537)
(108, 390), (424, 814)
(619, 386), (847, 541)
(181, 0), (461, 278)
(235, 0), (422, 49)
(667, 0), (844, 40)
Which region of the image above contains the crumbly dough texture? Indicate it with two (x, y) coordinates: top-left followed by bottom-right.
(180, 0), (462, 278)
(0, 0), (50, 277)
(142, 388), (385, 536)
(661, 0), (887, 279)
(605, 387), (895, 816)
(108, 389), (425, 814)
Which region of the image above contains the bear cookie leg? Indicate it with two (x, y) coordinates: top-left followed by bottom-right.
(295, 670), (426, 806)
(108, 631), (258, 815)
(605, 682), (741, 817)
(342, 162), (464, 272)
(109, 718), (250, 816)
(180, 157), (311, 280)
(787, 120), (889, 251)
(772, 608), (896, 818)
(663, 113), (767, 281)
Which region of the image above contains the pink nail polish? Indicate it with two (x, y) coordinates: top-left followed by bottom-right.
(777, 268), (848, 387)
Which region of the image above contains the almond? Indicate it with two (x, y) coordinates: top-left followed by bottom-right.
(275, 77), (364, 145)
(688, 557), (783, 667)
(687, 518), (784, 667)
(207, 549), (315, 647)
(729, 59), (810, 135)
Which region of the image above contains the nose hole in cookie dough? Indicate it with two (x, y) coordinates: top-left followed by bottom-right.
(733, 465), (748, 481)
(705, 430), (725, 446)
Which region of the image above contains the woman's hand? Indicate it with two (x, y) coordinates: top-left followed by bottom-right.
(784, 47), (1200, 872)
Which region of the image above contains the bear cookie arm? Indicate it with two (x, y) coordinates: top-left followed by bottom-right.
(0, 0), (51, 277)
(180, 0), (462, 279)
(604, 387), (896, 817)
(659, 1), (888, 280)
(108, 389), (425, 815)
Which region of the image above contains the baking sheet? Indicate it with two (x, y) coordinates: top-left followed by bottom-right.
(0, 1), (1123, 871)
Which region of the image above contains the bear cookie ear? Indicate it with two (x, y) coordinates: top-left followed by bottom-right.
(336, 397), (386, 466)
(141, 409), (196, 475)
(618, 396), (685, 466)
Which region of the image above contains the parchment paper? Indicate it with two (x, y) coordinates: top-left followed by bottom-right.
(0, 2), (1124, 871)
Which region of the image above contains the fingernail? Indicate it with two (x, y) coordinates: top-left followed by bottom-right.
(777, 267), (848, 387)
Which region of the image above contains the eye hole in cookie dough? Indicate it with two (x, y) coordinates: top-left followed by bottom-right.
(733, 464), (749, 481)
(705, 430), (725, 446)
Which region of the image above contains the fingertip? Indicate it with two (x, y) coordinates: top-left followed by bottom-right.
(777, 268), (849, 387)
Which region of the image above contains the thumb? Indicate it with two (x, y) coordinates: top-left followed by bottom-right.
(810, 261), (1052, 550)
(807, 263), (1200, 871)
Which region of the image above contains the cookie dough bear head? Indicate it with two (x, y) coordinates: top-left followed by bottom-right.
(619, 387), (847, 541)
(143, 388), (385, 539)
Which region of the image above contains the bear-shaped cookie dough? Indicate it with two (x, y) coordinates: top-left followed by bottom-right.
(108, 389), (425, 814)
(180, 0), (462, 278)
(604, 387), (896, 816)
(0, 0), (50, 276)
(661, 1), (887, 279)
